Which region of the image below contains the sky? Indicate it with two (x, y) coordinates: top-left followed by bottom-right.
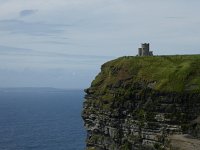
(0, 0), (200, 89)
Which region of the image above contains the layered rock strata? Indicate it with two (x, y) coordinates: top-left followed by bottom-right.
(82, 56), (200, 150)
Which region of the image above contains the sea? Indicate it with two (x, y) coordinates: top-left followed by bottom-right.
(0, 88), (86, 150)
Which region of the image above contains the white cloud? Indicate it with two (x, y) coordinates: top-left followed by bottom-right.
(0, 19), (69, 36)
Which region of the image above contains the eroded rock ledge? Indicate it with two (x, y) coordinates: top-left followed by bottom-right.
(82, 55), (200, 150)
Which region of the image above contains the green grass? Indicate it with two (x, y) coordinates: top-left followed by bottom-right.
(91, 55), (200, 93)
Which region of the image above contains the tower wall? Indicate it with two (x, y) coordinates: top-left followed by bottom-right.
(138, 48), (142, 56)
(141, 43), (149, 51)
(149, 51), (153, 56)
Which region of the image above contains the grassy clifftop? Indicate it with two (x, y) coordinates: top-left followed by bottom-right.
(91, 55), (200, 93)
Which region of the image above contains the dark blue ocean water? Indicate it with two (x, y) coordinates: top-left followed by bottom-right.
(0, 89), (86, 150)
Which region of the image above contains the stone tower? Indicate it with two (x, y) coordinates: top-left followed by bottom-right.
(138, 43), (153, 56)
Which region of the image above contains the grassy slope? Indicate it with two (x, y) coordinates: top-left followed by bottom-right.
(91, 55), (200, 93)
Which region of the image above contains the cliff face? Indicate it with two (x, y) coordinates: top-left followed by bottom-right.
(82, 55), (200, 150)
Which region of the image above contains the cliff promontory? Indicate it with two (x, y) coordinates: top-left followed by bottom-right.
(82, 55), (200, 150)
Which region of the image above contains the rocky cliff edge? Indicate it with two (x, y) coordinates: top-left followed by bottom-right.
(82, 55), (200, 150)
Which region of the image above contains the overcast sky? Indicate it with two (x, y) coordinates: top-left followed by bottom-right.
(0, 0), (200, 89)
